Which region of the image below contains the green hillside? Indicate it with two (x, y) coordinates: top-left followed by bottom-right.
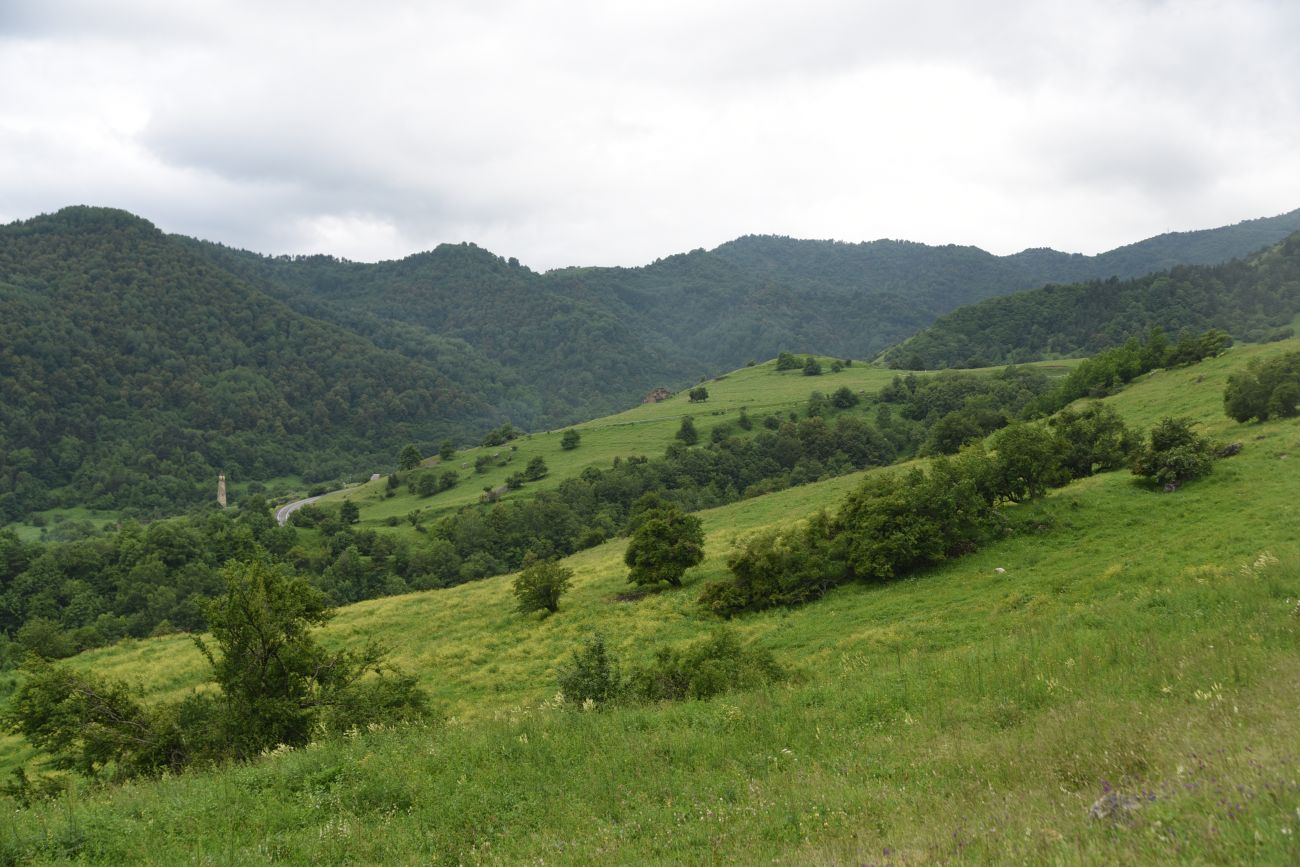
(883, 231), (1300, 369)
(0, 208), (503, 522)
(3, 338), (1298, 864)
(3, 205), (1298, 523)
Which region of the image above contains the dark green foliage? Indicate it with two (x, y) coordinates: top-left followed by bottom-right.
(474, 455), (493, 474)
(438, 470), (459, 492)
(415, 474), (439, 497)
(6, 559), (428, 776)
(803, 357), (823, 376)
(2, 207), (1295, 520)
(625, 506), (704, 588)
(988, 424), (1069, 502)
(481, 424), (520, 447)
(702, 512), (844, 615)
(688, 386), (709, 402)
(831, 386), (859, 409)
(1131, 417), (1216, 489)
(1029, 329), (1228, 417)
(775, 352), (801, 371)
(1048, 403), (1139, 477)
(560, 429), (581, 450)
(524, 456), (548, 481)
(339, 500), (360, 525)
(627, 630), (784, 702)
(0, 208), (496, 522)
(1224, 350), (1300, 422)
(737, 407), (753, 430)
(398, 444), (423, 471)
(676, 416), (699, 445)
(885, 229), (1300, 370)
(705, 402), (1139, 616)
(511, 553), (573, 615)
(557, 634), (621, 706)
(438, 440), (456, 462)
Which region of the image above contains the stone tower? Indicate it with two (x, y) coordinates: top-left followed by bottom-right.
(217, 474), (227, 508)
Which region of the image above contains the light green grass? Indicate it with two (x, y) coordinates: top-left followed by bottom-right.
(320, 355), (1079, 535)
(4, 342), (1300, 864)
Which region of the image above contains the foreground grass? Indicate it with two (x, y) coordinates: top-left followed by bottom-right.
(4, 342), (1300, 863)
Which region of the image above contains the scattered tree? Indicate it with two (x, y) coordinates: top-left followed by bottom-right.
(561, 429), (581, 450)
(512, 553), (573, 615)
(525, 456), (548, 481)
(803, 356), (823, 376)
(398, 444), (423, 471)
(438, 440), (455, 462)
(676, 416), (699, 445)
(624, 506), (705, 588)
(339, 500), (360, 525)
(688, 386), (710, 403)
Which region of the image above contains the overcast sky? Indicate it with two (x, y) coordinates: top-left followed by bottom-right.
(1, 0), (1297, 270)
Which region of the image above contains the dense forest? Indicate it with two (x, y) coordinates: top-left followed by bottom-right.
(2, 205), (1299, 521)
(0, 209), (501, 521)
(882, 231), (1300, 369)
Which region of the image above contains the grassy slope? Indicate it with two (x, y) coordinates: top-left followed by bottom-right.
(5, 344), (1300, 864)
(321, 356), (1081, 535)
(317, 355), (904, 532)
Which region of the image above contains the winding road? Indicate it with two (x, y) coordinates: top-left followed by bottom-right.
(275, 494), (324, 526)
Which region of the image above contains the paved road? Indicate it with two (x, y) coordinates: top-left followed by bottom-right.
(275, 495), (324, 526)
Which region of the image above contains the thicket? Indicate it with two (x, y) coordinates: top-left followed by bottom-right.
(3, 559), (427, 782)
(1223, 350), (1300, 422)
(700, 403), (1148, 616)
(1027, 328), (1231, 417)
(557, 629), (783, 706)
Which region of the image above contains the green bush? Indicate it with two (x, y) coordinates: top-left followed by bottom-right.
(627, 630), (784, 702)
(1131, 417), (1215, 489)
(557, 634), (621, 706)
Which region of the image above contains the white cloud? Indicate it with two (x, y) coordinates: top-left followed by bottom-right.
(1, 0), (1297, 268)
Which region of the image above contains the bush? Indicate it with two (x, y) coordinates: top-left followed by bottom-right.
(627, 630), (783, 702)
(1131, 417), (1215, 489)
(561, 429), (581, 450)
(688, 386), (709, 402)
(557, 634), (622, 705)
(512, 553), (573, 615)
(1224, 350), (1300, 421)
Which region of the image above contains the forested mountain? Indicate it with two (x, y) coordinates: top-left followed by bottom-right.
(3, 204), (1299, 521)
(198, 207), (1300, 421)
(0, 208), (501, 522)
(882, 230), (1300, 369)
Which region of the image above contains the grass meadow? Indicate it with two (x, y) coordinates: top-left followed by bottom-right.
(2, 343), (1299, 863)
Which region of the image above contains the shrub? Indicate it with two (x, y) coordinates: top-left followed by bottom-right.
(688, 386), (709, 402)
(561, 429), (581, 450)
(1131, 417), (1215, 489)
(627, 630), (784, 702)
(1224, 350), (1300, 422)
(557, 634), (622, 705)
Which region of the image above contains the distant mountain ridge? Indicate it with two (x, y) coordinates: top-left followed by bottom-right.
(2, 204), (1298, 520)
(881, 230), (1300, 369)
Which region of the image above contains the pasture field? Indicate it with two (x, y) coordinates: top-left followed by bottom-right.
(3, 342), (1299, 864)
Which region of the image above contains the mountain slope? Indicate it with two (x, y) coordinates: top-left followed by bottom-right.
(0, 207), (501, 521)
(6, 337), (1299, 864)
(882, 230), (1300, 368)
